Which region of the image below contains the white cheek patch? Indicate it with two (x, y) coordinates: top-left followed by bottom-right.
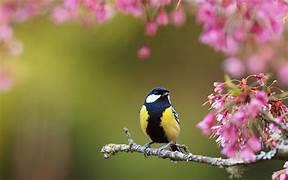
(168, 95), (171, 104)
(146, 94), (161, 103)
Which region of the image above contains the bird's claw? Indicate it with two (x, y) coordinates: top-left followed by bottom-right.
(175, 144), (190, 154)
(157, 147), (165, 157)
(143, 142), (153, 158)
(144, 147), (150, 157)
(157, 143), (172, 157)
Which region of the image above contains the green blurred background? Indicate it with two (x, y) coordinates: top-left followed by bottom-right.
(0, 15), (284, 180)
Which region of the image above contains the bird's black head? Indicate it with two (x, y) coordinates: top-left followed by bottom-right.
(145, 87), (171, 104)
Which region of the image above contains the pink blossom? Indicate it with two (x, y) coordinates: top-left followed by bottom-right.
(213, 82), (225, 93)
(116, 0), (142, 17)
(247, 98), (264, 118)
(246, 55), (267, 74)
(149, 0), (171, 8)
(221, 124), (238, 144)
(51, 7), (71, 24)
(221, 144), (237, 158)
(195, 0), (288, 56)
(156, 9), (168, 26)
(278, 63), (288, 85)
(211, 96), (225, 110)
(170, 8), (186, 27)
(137, 45), (151, 59)
(196, 2), (215, 24)
(64, 0), (78, 11)
(0, 70), (13, 92)
(254, 73), (268, 86)
(255, 91), (268, 105)
(247, 136), (262, 152)
(232, 27), (246, 42)
(197, 112), (216, 135)
(145, 21), (158, 36)
(223, 57), (245, 78)
(94, 4), (113, 22)
(0, 24), (12, 40)
(232, 110), (246, 124)
(239, 147), (257, 161)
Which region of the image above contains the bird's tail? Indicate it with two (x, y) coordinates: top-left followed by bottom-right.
(170, 144), (180, 152)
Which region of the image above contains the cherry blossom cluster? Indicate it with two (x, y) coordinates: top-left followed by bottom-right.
(115, 0), (186, 59)
(197, 74), (288, 162)
(0, 0), (50, 56)
(51, 0), (113, 24)
(0, 0), (53, 92)
(195, 0), (288, 55)
(195, 0), (288, 85)
(1, 0), (288, 91)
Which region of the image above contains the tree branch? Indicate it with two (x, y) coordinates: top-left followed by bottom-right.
(100, 128), (282, 168)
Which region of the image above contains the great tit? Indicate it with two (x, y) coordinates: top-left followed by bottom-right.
(140, 87), (180, 153)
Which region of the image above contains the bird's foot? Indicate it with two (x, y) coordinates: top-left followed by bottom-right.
(143, 142), (154, 158)
(175, 143), (190, 154)
(157, 142), (172, 157)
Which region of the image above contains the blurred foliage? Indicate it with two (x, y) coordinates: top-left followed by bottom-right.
(0, 15), (284, 179)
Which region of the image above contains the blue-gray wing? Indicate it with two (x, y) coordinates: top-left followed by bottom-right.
(172, 106), (180, 124)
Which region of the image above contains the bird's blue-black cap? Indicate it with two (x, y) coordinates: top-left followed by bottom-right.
(149, 87), (169, 95)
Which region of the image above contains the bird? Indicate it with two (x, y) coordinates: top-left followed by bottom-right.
(139, 87), (180, 154)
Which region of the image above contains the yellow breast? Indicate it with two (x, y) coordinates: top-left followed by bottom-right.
(160, 107), (180, 142)
(140, 105), (149, 137)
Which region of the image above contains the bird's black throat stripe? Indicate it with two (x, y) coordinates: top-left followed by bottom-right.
(144, 100), (171, 143)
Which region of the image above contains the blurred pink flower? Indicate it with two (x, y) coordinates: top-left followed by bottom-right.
(64, 0), (78, 10)
(145, 21), (158, 36)
(246, 56), (267, 74)
(196, 0), (288, 55)
(0, 70), (13, 92)
(0, 24), (12, 40)
(116, 0), (142, 17)
(196, 2), (215, 24)
(223, 57), (245, 78)
(51, 7), (71, 24)
(137, 45), (151, 59)
(94, 4), (113, 22)
(156, 9), (168, 26)
(278, 63), (288, 85)
(149, 0), (171, 8)
(170, 8), (186, 27)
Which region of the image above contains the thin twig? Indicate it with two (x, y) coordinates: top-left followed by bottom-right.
(100, 128), (280, 168)
(261, 111), (288, 133)
(176, 0), (182, 10)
